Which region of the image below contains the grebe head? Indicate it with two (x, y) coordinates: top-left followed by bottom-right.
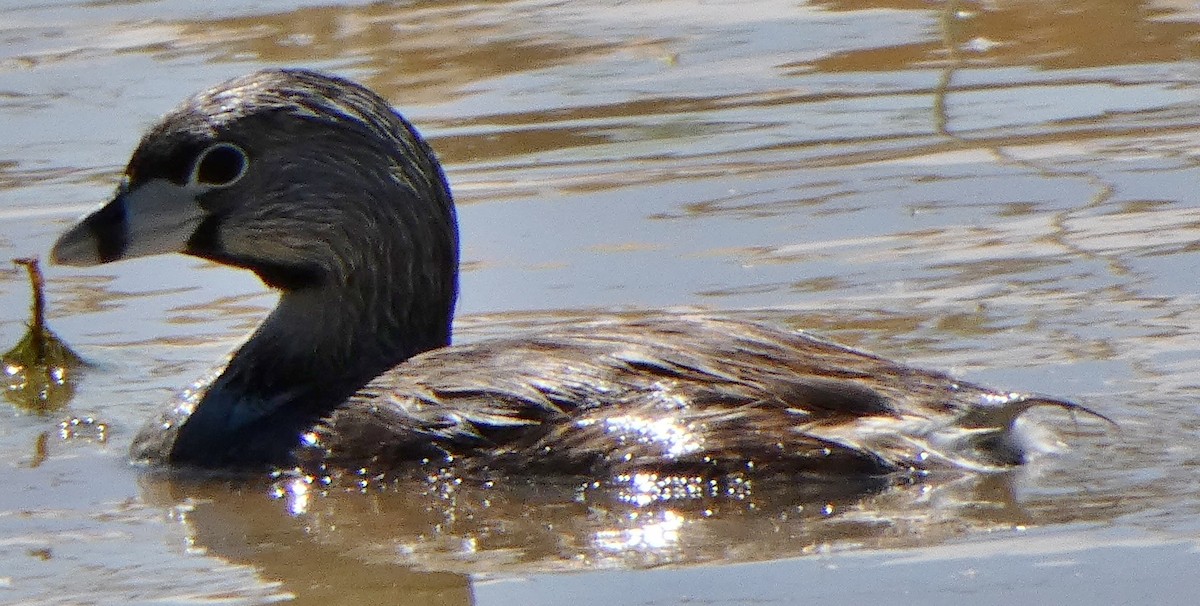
(52, 68), (459, 356)
(51, 69), (460, 466)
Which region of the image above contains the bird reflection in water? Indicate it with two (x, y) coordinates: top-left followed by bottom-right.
(145, 461), (1064, 576)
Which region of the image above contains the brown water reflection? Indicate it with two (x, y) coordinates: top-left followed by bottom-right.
(4, 0), (1200, 603)
(158, 2), (625, 106)
(812, 0), (1200, 71)
(140, 464), (1118, 605)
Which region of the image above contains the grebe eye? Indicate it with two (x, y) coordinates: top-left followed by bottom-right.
(192, 143), (248, 187)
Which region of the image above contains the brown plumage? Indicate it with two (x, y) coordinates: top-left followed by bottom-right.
(50, 69), (1097, 477)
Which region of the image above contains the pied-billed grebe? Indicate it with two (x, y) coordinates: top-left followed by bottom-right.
(51, 69), (1096, 476)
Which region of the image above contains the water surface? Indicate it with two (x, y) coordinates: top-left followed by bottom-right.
(2, 0), (1200, 604)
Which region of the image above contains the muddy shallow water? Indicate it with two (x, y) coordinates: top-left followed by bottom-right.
(2, 0), (1200, 604)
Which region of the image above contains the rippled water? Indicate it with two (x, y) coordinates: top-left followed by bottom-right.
(3, 0), (1200, 604)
